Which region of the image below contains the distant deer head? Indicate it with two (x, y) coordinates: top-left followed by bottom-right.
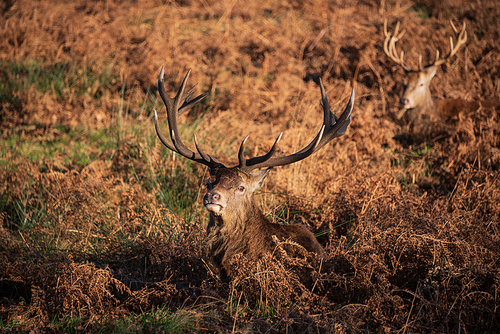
(153, 67), (354, 278)
(383, 20), (467, 127)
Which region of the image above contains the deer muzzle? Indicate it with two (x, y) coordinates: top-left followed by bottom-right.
(203, 191), (226, 215)
(400, 97), (410, 108)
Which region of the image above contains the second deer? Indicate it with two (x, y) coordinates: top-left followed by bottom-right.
(153, 67), (354, 279)
(384, 20), (499, 140)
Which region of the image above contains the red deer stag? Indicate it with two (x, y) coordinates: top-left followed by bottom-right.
(153, 67), (354, 278)
(383, 20), (481, 139)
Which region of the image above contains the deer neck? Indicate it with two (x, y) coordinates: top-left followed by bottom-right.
(207, 197), (266, 233)
(205, 198), (268, 271)
(404, 86), (437, 124)
(416, 88), (435, 114)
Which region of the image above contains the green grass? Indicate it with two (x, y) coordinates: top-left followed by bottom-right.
(389, 145), (435, 189)
(412, 3), (432, 20)
(0, 59), (118, 104)
(0, 66), (211, 253)
(0, 127), (117, 167)
(410, 144), (432, 157)
(0, 65), (222, 251)
(44, 307), (197, 334)
(0, 176), (44, 232)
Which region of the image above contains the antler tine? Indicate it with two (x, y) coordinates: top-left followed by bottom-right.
(452, 21), (467, 54)
(154, 109), (176, 151)
(434, 50), (440, 65)
(155, 67), (221, 168)
(238, 133), (283, 170)
(158, 67), (209, 116)
(193, 134), (216, 164)
(432, 21), (467, 67)
(308, 79), (352, 148)
(450, 19), (459, 34)
(237, 136), (250, 168)
(384, 19), (412, 72)
(238, 81), (354, 173)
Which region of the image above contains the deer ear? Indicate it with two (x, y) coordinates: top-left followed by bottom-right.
(250, 168), (271, 188)
(423, 65), (438, 81)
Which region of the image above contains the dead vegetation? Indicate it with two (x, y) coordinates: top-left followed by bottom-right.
(1, 0), (499, 332)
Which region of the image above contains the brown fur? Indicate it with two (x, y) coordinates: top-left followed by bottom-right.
(203, 167), (325, 279)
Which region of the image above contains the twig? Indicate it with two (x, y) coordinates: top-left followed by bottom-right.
(361, 180), (381, 215)
(217, 0), (238, 28)
(308, 28), (328, 52)
(402, 281), (420, 334)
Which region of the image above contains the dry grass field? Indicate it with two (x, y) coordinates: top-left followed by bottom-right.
(1, 0), (499, 332)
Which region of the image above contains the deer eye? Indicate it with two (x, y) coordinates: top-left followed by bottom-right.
(237, 185), (245, 192)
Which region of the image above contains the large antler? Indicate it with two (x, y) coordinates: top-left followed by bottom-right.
(154, 67), (354, 173)
(154, 66), (221, 169)
(384, 19), (467, 71)
(237, 80), (354, 173)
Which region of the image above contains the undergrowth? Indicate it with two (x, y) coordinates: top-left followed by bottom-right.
(1, 0), (499, 332)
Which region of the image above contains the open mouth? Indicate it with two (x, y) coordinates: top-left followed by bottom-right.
(205, 203), (223, 215)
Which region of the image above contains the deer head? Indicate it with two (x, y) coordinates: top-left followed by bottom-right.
(384, 19), (467, 114)
(153, 67), (354, 275)
(153, 66), (353, 209)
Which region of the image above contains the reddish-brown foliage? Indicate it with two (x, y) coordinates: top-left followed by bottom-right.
(1, 0), (499, 332)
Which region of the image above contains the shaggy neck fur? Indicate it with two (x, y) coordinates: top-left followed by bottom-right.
(205, 196), (267, 277)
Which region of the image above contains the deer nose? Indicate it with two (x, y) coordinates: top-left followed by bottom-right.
(204, 191), (222, 204)
(400, 98), (409, 106)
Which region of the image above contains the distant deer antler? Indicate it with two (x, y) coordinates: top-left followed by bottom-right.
(154, 66), (354, 174)
(383, 20), (411, 72)
(429, 20), (467, 68)
(384, 19), (467, 72)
